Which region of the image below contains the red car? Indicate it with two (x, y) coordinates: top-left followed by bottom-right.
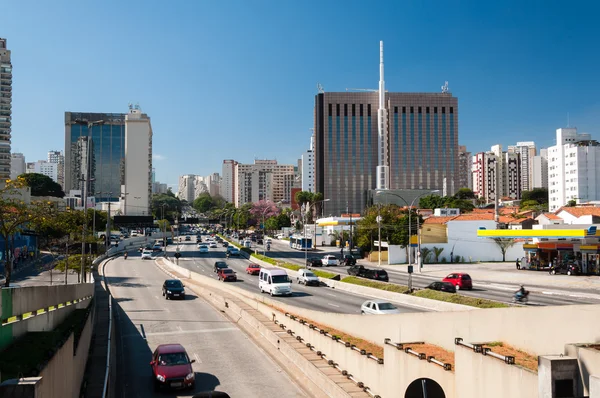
(217, 267), (237, 282)
(246, 263), (261, 275)
(150, 344), (195, 391)
(442, 273), (473, 290)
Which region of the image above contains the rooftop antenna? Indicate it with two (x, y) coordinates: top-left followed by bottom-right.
(128, 103), (133, 110)
(441, 81), (449, 93)
(317, 83), (324, 93)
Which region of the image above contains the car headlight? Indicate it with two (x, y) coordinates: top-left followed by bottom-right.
(166, 290), (172, 294)
(185, 372), (195, 380)
(156, 375), (165, 382)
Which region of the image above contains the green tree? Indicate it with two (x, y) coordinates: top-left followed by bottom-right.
(151, 193), (182, 221)
(419, 194), (447, 210)
(19, 173), (65, 198)
(432, 247), (444, 263)
(354, 204), (421, 252)
(567, 199), (577, 207)
(420, 247), (433, 264)
(454, 188), (476, 200)
(492, 238), (516, 261)
(193, 193), (214, 214)
(521, 188), (549, 205)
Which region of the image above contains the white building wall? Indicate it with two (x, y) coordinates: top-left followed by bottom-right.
(531, 148), (548, 189)
(124, 108), (152, 216)
(221, 160), (237, 203)
(26, 160), (58, 183)
(10, 152), (25, 179)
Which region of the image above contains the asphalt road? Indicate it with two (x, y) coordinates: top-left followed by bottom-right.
(163, 238), (423, 315)
(105, 255), (307, 398)
(236, 238), (600, 307)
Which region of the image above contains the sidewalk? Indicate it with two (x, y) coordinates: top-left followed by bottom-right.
(0, 253), (55, 284)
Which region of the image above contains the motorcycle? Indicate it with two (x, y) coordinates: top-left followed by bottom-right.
(513, 291), (529, 303)
(266, 244), (271, 252)
(124, 252), (128, 260)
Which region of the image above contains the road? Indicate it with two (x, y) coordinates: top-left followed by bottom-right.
(105, 255), (308, 398)
(163, 238), (423, 315)
(235, 238), (600, 306)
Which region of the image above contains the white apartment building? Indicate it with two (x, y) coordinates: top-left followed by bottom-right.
(123, 105), (152, 216)
(206, 172), (221, 197)
(472, 145), (521, 203)
(221, 160), (237, 203)
(234, 159), (295, 207)
(26, 160), (59, 183)
(508, 141), (536, 192)
(47, 150), (65, 188)
(0, 39), (12, 180)
(301, 136), (315, 192)
(531, 148), (548, 189)
(10, 152), (25, 179)
(178, 174), (196, 202)
(548, 127), (600, 212)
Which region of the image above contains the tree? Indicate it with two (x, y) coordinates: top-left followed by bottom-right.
(193, 193), (214, 214)
(521, 188), (548, 205)
(151, 193), (182, 221)
(492, 238), (516, 261)
(454, 188), (475, 200)
(432, 247), (444, 263)
(250, 200), (280, 229)
(156, 219), (171, 232)
(19, 173), (65, 198)
(354, 204), (421, 253)
(420, 247), (433, 264)
(567, 199), (577, 207)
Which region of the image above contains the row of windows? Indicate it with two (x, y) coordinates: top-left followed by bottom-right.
(327, 103), (454, 117)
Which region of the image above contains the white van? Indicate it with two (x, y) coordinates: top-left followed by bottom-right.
(259, 268), (292, 296)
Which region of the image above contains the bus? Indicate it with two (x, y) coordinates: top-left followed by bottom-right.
(289, 236), (312, 251)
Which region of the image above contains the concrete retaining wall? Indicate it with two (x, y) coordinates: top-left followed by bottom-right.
(565, 344), (600, 396)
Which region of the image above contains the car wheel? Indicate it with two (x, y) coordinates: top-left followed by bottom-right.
(165, 295), (169, 300)
(455, 285), (461, 290)
(304, 281), (307, 286)
(551, 269), (556, 275)
(270, 290), (274, 297)
(567, 270), (572, 276)
(361, 310), (365, 315)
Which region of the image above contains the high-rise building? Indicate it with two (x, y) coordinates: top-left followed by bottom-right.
(0, 38), (12, 180)
(221, 160), (238, 203)
(234, 159), (295, 207)
(64, 112), (126, 202)
(123, 105), (152, 216)
(10, 152), (25, 179)
(206, 173), (221, 197)
(472, 145), (521, 203)
(26, 160), (59, 183)
(301, 136), (315, 192)
(47, 150), (65, 188)
(531, 148), (548, 189)
(508, 141), (536, 192)
(314, 42), (459, 216)
(178, 174), (197, 202)
(548, 128), (600, 212)
(457, 145), (472, 190)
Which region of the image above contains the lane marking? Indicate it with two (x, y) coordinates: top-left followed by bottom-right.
(327, 293), (337, 297)
(327, 303), (340, 308)
(122, 327), (240, 339)
(194, 353), (202, 364)
(177, 325), (182, 331)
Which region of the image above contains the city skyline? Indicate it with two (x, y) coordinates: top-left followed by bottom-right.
(2, 2), (600, 187)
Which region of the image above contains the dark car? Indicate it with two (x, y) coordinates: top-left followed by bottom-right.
(426, 281), (457, 293)
(222, 241), (229, 247)
(217, 268), (237, 282)
(257, 238), (264, 245)
(214, 261), (228, 273)
(550, 263), (580, 276)
(348, 265), (389, 282)
(162, 279), (186, 300)
(150, 344), (195, 391)
(341, 254), (357, 266)
(306, 257), (323, 267)
(348, 265), (370, 277)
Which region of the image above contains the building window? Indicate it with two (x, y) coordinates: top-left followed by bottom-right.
(450, 107), (454, 114)
(410, 106), (414, 114)
(434, 107), (438, 114)
(328, 103), (332, 116)
(418, 106), (422, 114)
(402, 106), (406, 114)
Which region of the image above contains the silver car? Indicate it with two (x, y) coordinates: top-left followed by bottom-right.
(297, 269), (320, 286)
(360, 300), (401, 315)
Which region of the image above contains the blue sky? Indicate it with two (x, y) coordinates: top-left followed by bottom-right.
(3, 1), (600, 188)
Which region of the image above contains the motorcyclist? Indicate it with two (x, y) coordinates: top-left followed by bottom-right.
(515, 285), (528, 300)
(124, 252), (128, 259)
(226, 251), (230, 259)
(266, 243), (271, 251)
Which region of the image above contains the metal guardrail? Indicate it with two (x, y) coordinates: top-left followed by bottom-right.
(385, 338), (453, 371)
(101, 258), (114, 398)
(283, 313), (382, 398)
(0, 295), (93, 326)
(455, 337), (515, 365)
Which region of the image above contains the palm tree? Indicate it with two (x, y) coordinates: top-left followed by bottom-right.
(420, 247), (433, 264)
(433, 247), (444, 263)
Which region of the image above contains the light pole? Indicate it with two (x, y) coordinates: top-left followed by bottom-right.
(376, 204), (382, 266)
(375, 191), (408, 265)
(161, 203), (167, 247)
(408, 190), (439, 271)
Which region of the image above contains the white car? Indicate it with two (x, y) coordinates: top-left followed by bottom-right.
(198, 244), (209, 253)
(360, 300), (402, 315)
(141, 250), (153, 260)
(322, 255), (339, 266)
(296, 269), (319, 286)
(209, 242), (218, 248)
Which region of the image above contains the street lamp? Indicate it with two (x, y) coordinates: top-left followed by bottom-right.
(262, 200), (282, 254)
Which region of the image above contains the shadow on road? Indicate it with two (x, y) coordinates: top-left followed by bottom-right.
(106, 276), (148, 288)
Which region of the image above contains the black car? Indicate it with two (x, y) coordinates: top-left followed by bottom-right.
(348, 265), (369, 277)
(341, 254), (357, 266)
(306, 257), (323, 267)
(426, 281), (457, 293)
(222, 241), (229, 247)
(348, 265), (389, 282)
(214, 261), (228, 273)
(550, 263), (580, 276)
(162, 279), (185, 300)
(257, 239), (263, 245)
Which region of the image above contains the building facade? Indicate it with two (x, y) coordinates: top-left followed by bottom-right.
(301, 136), (315, 192)
(178, 174), (196, 202)
(47, 150), (65, 188)
(123, 106), (152, 216)
(457, 145), (472, 190)
(0, 38), (12, 180)
(221, 160), (238, 203)
(472, 146), (521, 203)
(234, 159), (295, 207)
(26, 160), (59, 183)
(508, 141), (536, 192)
(314, 91), (459, 216)
(548, 128), (600, 211)
(64, 112), (126, 202)
(531, 148), (548, 189)
(10, 152), (24, 179)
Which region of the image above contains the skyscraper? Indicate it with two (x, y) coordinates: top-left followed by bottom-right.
(221, 160), (238, 203)
(234, 159), (295, 207)
(472, 145), (521, 203)
(26, 160), (59, 183)
(301, 136), (315, 192)
(0, 38), (12, 180)
(64, 112), (126, 202)
(10, 153), (25, 180)
(48, 150), (65, 188)
(457, 145), (472, 190)
(508, 141), (536, 192)
(531, 148), (548, 189)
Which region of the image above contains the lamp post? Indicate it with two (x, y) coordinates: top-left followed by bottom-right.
(408, 190), (439, 271)
(376, 204), (382, 266)
(161, 203), (167, 247)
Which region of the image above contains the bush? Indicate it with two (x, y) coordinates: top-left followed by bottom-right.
(311, 269), (337, 279)
(412, 290), (508, 308)
(252, 253), (277, 265)
(54, 254), (94, 274)
(278, 263), (302, 272)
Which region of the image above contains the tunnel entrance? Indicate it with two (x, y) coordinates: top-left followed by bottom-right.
(405, 378), (445, 398)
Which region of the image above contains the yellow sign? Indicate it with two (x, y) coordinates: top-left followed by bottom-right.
(477, 229), (587, 238)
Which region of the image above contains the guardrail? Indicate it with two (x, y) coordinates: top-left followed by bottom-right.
(455, 337), (515, 365)
(385, 338), (453, 371)
(101, 258), (114, 398)
(1, 295), (93, 326)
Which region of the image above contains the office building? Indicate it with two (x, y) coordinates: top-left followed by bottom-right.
(0, 38), (12, 180)
(548, 128), (600, 212)
(301, 136), (315, 192)
(177, 174), (207, 202)
(26, 160), (59, 183)
(531, 148), (548, 189)
(206, 173), (221, 197)
(234, 159), (295, 207)
(221, 159), (238, 203)
(314, 42), (459, 216)
(508, 141), (536, 192)
(123, 105), (152, 216)
(472, 145), (521, 203)
(64, 112), (126, 202)
(10, 152), (25, 179)
(47, 150), (65, 188)
(457, 145), (472, 190)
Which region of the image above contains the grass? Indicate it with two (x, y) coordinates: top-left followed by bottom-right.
(0, 302), (93, 381)
(277, 263), (303, 272)
(252, 253), (277, 265)
(405, 343), (455, 370)
(310, 269), (337, 279)
(411, 290), (509, 309)
(482, 342), (538, 372)
(341, 276), (409, 293)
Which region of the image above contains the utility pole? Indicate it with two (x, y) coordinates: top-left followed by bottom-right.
(65, 240), (69, 285)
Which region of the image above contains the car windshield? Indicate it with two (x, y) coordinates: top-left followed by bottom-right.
(461, 275), (471, 280)
(158, 352), (189, 366)
(249, 264), (259, 268)
(378, 303), (397, 310)
(272, 275), (290, 284)
(165, 281), (183, 288)
(305, 272), (316, 277)
(223, 269), (234, 274)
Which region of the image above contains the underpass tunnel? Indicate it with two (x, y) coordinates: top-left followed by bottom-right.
(405, 378), (446, 398)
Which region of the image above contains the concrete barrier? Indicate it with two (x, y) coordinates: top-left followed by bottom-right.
(565, 343), (600, 396)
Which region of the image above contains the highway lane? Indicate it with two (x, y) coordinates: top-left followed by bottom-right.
(239, 238), (600, 306)
(106, 256), (307, 398)
(166, 240), (424, 315)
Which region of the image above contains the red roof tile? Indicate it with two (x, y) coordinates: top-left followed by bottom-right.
(556, 207), (600, 218)
(423, 216), (457, 224)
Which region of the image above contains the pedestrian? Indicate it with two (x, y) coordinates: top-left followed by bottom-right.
(516, 258), (520, 270)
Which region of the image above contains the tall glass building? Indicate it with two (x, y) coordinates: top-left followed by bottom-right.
(64, 112), (126, 202)
(314, 92), (459, 216)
